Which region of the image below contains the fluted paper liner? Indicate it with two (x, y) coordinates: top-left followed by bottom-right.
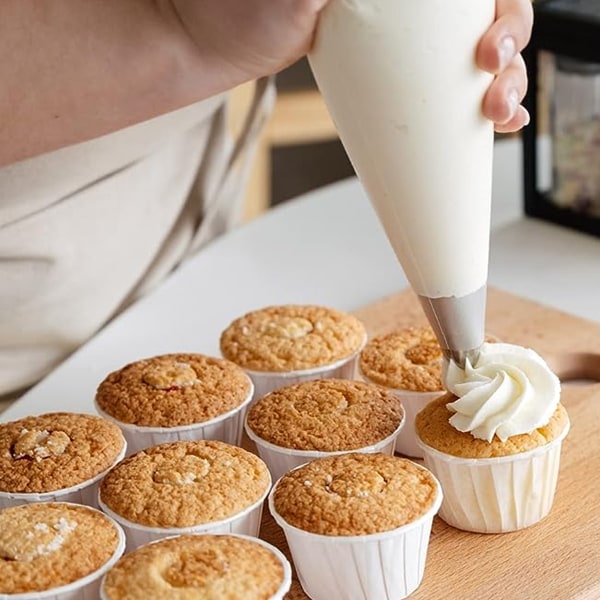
(390, 390), (444, 458)
(416, 420), (570, 533)
(268, 464), (442, 600)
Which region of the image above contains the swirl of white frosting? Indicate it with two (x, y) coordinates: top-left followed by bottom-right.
(443, 342), (560, 443)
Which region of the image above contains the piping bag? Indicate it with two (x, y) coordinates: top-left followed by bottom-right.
(308, 0), (495, 368)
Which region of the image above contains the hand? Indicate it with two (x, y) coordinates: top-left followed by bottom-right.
(477, 0), (534, 132)
(166, 0), (329, 89)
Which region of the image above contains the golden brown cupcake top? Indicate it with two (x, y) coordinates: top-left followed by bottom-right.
(95, 353), (253, 427)
(0, 412), (125, 494)
(246, 379), (404, 451)
(415, 394), (570, 458)
(219, 305), (366, 372)
(359, 327), (444, 392)
(272, 453), (439, 536)
(102, 534), (287, 600)
(99, 440), (270, 528)
(0, 502), (121, 594)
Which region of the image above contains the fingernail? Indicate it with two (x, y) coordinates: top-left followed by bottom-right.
(522, 107), (531, 126)
(507, 89), (519, 120)
(498, 36), (516, 70)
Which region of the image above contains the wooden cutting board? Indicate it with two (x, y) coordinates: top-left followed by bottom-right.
(248, 287), (600, 600)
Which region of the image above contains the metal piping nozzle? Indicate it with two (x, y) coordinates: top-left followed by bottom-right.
(418, 285), (487, 368)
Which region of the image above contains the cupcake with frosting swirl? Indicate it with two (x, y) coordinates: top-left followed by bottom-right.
(415, 342), (569, 533)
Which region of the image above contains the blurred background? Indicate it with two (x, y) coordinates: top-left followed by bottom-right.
(231, 57), (353, 222)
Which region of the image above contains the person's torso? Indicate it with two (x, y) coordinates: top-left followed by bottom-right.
(0, 81), (274, 398)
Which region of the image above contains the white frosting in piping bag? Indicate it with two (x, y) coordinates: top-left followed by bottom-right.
(444, 343), (561, 443)
(308, 0), (495, 298)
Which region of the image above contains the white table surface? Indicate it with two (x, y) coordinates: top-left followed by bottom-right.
(3, 138), (600, 421)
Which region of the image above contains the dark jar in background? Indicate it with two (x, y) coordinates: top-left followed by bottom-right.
(523, 0), (600, 237)
(550, 55), (600, 216)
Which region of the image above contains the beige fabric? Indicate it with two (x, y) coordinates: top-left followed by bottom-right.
(0, 79), (275, 399)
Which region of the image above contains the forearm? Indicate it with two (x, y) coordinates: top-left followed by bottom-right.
(0, 1), (227, 166)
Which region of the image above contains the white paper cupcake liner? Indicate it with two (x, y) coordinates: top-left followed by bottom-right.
(268, 464), (442, 600)
(416, 420), (570, 533)
(245, 336), (366, 402)
(99, 532), (292, 600)
(245, 411), (405, 482)
(0, 440), (127, 510)
(388, 390), (443, 458)
(0, 503), (126, 600)
(98, 475), (271, 552)
(94, 382), (254, 456)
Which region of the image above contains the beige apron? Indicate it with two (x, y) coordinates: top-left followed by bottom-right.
(0, 79), (275, 403)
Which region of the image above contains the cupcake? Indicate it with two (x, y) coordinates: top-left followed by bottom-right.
(245, 379), (405, 481)
(220, 304), (367, 399)
(94, 353), (254, 454)
(100, 534), (291, 600)
(358, 326), (445, 458)
(415, 342), (570, 533)
(269, 452), (442, 600)
(0, 412), (126, 509)
(98, 440), (271, 550)
(0, 502), (125, 599)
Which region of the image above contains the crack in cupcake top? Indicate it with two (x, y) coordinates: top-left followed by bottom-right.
(1, 517), (78, 562)
(260, 316), (314, 339)
(12, 429), (71, 461)
(0, 503), (119, 595)
(142, 362), (199, 390)
(152, 455), (211, 485)
(0, 413), (125, 494)
(273, 453), (439, 536)
(220, 305), (366, 372)
(324, 468), (386, 498)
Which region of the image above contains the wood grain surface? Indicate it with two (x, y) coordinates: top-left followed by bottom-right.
(248, 287), (600, 600)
